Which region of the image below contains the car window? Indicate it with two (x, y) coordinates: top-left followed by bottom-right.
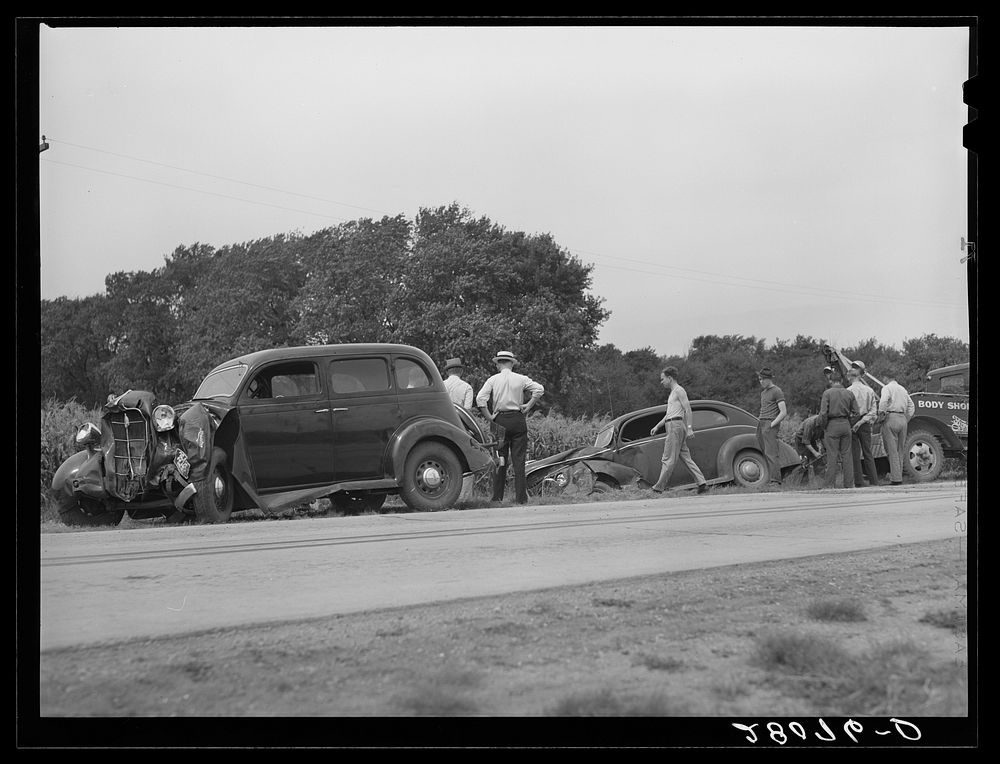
(244, 361), (320, 400)
(619, 413), (663, 443)
(329, 358), (390, 394)
(396, 358), (432, 390)
(938, 374), (965, 393)
(692, 408), (728, 430)
(594, 425), (614, 449)
(194, 363), (248, 400)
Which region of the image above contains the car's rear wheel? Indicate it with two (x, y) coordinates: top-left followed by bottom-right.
(55, 494), (124, 527)
(904, 430), (945, 482)
(401, 442), (463, 512)
(193, 455), (233, 524)
(332, 492), (387, 515)
(732, 449), (770, 488)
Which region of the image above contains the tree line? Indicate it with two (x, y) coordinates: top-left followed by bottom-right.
(40, 203), (969, 418)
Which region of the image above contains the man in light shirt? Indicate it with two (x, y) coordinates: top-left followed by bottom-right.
(442, 357), (474, 410)
(476, 350), (544, 504)
(756, 367), (788, 487)
(649, 366), (708, 495)
(846, 365), (879, 487)
(879, 373), (915, 486)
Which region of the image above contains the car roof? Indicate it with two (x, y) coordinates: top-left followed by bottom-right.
(608, 399), (753, 426)
(210, 343), (434, 372)
(927, 362), (970, 378)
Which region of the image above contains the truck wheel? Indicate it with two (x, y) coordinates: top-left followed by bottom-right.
(193, 458), (233, 523)
(733, 449), (770, 488)
(904, 430), (944, 482)
(55, 494), (125, 527)
(332, 492), (387, 515)
(401, 442), (463, 512)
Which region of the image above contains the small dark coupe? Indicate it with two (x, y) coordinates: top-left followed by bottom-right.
(524, 400), (801, 496)
(51, 344), (495, 525)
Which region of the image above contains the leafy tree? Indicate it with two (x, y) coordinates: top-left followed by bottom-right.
(168, 235), (307, 396)
(393, 204), (609, 407)
(40, 296), (115, 406)
(291, 216), (411, 345)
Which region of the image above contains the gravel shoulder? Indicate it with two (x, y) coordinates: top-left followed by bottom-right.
(38, 536), (970, 730)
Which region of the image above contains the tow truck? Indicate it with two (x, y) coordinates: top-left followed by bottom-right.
(822, 346), (969, 482)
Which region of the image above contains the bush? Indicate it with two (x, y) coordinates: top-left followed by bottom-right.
(40, 398), (103, 513)
(526, 412), (611, 461)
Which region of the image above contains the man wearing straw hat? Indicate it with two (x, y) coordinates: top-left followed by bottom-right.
(476, 350), (544, 504)
(442, 357), (474, 411)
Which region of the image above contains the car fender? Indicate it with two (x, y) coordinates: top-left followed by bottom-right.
(178, 403), (215, 482)
(906, 415), (965, 452)
(585, 460), (644, 488)
(51, 448), (108, 502)
(715, 433), (761, 481)
(388, 417), (494, 478)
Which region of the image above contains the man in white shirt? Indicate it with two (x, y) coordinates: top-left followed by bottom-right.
(476, 351), (544, 504)
(878, 373), (915, 486)
(649, 366), (708, 495)
(846, 365), (879, 487)
(442, 357), (474, 410)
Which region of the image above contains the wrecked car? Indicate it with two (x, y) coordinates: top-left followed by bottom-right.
(50, 344), (496, 526)
(524, 400), (800, 496)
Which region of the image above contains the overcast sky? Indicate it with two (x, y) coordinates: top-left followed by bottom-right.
(37, 22), (973, 357)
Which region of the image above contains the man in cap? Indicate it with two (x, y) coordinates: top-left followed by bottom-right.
(818, 372), (860, 488)
(476, 351), (544, 504)
(649, 366), (709, 495)
(878, 372), (915, 486)
(846, 363), (879, 487)
(756, 368), (788, 487)
(442, 357), (474, 411)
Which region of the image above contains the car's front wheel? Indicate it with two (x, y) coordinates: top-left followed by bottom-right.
(401, 442), (463, 512)
(55, 494), (124, 527)
(193, 455), (233, 524)
(732, 449), (770, 488)
(589, 477), (617, 495)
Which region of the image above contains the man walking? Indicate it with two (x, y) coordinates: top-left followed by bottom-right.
(649, 366), (708, 495)
(879, 372), (915, 486)
(476, 350), (544, 504)
(755, 368), (787, 487)
(819, 377), (860, 488)
(442, 357), (474, 411)
(846, 364), (879, 487)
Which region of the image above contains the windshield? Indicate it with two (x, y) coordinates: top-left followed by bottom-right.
(594, 425), (614, 449)
(193, 364), (249, 400)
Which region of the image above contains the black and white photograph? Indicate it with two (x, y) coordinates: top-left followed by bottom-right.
(21, 17), (976, 747)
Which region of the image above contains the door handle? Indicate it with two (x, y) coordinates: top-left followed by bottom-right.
(315, 408), (330, 413)
(332, 407), (349, 412)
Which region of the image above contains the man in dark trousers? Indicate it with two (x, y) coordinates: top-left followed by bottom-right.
(476, 350), (544, 504)
(819, 377), (860, 489)
(755, 368), (787, 487)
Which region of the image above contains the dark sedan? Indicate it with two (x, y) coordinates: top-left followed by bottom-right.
(524, 400), (801, 496)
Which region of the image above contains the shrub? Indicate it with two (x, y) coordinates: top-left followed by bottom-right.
(526, 412), (611, 461)
(805, 598), (867, 623)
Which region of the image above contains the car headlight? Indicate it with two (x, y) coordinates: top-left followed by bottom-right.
(152, 404), (176, 432)
(552, 470), (569, 488)
(75, 421), (101, 448)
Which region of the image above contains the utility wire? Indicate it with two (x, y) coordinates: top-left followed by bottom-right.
(41, 138), (968, 311)
(42, 158), (354, 224)
(45, 137), (389, 216)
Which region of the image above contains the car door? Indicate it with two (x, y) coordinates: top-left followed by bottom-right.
(326, 355), (400, 481)
(238, 358), (336, 491)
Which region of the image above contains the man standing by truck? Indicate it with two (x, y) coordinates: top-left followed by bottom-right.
(819, 376), (859, 489)
(879, 373), (915, 486)
(847, 363), (880, 487)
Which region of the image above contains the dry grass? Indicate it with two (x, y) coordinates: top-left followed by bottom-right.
(805, 598), (868, 623)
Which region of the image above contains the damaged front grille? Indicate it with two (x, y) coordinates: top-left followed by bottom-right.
(108, 408), (151, 501)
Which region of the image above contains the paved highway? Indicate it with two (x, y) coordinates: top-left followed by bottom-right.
(39, 483), (966, 651)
